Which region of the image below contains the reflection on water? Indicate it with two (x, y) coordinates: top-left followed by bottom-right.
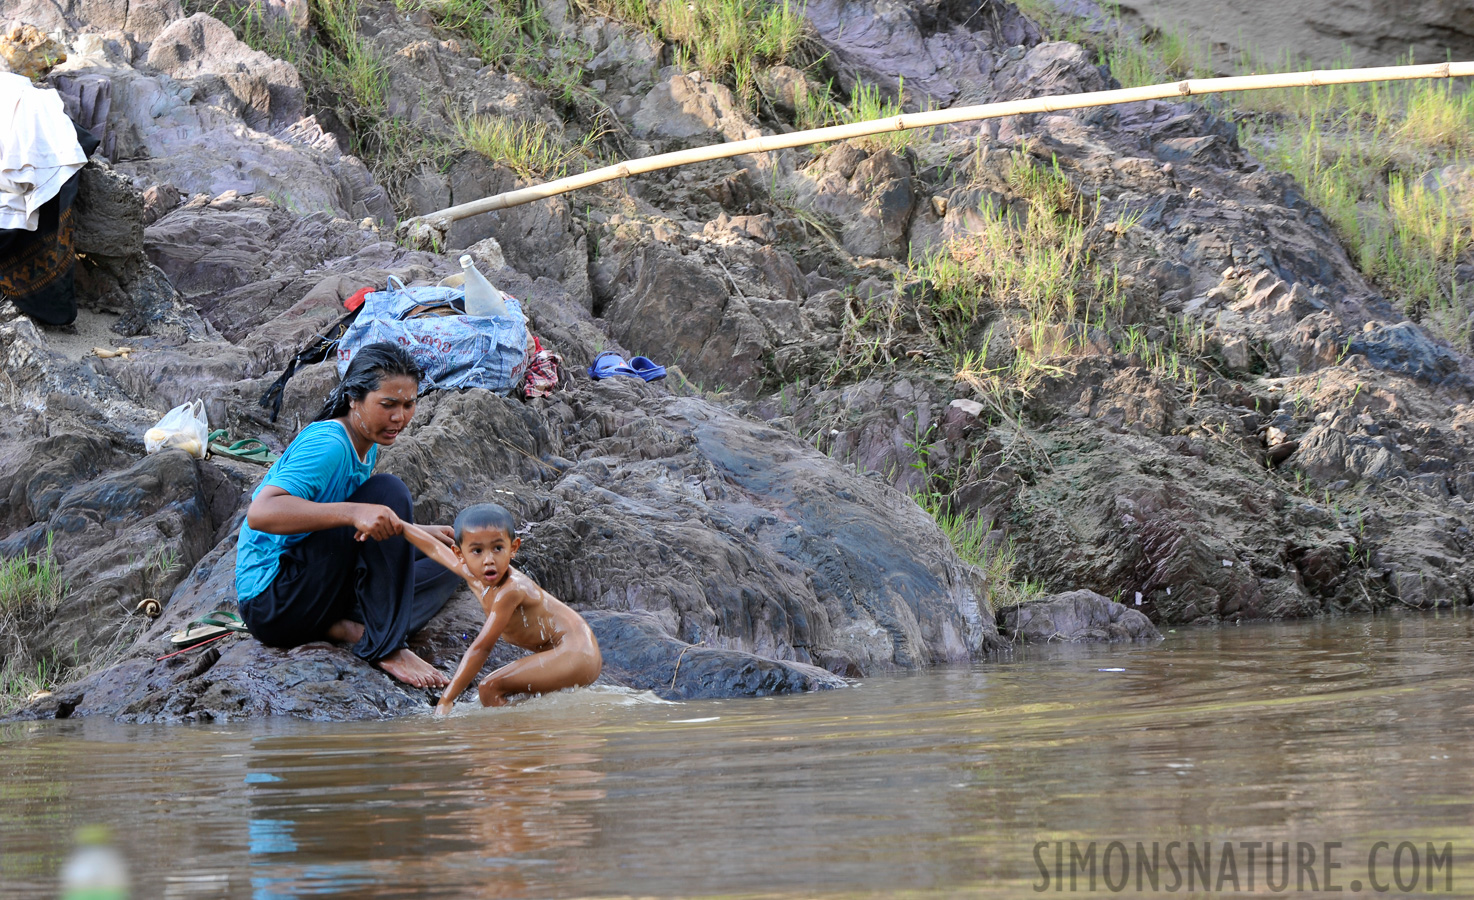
(3, 611), (1474, 897)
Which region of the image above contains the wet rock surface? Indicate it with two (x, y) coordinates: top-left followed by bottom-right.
(2, 0), (1473, 721)
(19, 373), (984, 722)
(999, 590), (1161, 643)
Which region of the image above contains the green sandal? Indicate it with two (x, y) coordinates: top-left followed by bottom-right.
(170, 610), (249, 647)
(207, 431), (281, 466)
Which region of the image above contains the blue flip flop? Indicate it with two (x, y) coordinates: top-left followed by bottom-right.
(629, 356), (666, 381)
(588, 351), (640, 380)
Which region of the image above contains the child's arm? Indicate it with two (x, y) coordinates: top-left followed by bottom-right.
(402, 522), (466, 576)
(436, 589), (520, 714)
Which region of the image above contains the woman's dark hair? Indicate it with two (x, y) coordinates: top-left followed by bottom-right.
(313, 342), (423, 422)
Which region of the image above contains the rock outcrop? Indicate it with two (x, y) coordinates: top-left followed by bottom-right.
(3, 0), (1473, 722)
(1000, 590), (1161, 643)
(1116, 0), (1474, 70)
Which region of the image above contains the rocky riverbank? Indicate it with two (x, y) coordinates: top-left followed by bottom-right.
(1113, 0), (1474, 70)
(2, 0), (1468, 722)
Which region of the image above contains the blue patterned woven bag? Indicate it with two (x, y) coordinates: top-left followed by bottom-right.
(335, 277), (530, 394)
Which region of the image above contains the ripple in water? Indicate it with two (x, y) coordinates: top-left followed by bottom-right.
(2, 610), (1473, 897)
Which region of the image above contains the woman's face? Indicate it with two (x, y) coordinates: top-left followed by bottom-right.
(347, 374), (419, 446)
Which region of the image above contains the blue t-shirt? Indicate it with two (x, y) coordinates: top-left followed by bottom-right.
(234, 421), (378, 604)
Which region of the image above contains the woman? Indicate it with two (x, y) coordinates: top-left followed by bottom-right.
(234, 343), (461, 688)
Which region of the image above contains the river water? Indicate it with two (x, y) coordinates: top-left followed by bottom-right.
(2, 611), (1472, 898)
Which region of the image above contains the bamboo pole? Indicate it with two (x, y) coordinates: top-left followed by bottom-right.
(400, 60), (1474, 238)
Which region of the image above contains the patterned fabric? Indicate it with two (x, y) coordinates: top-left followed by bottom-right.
(0, 168), (79, 326)
(524, 335), (563, 398)
(0, 121), (97, 327)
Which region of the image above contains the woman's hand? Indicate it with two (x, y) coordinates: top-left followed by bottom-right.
(351, 503), (404, 542)
(434, 698), (455, 716)
(248, 488), (407, 540)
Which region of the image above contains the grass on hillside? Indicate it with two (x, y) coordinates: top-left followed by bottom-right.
(792, 77), (931, 153)
(201, 0), (814, 212)
(1234, 69), (1474, 344)
(926, 504), (1045, 610)
(825, 142), (1208, 590)
(196, 0), (603, 211)
(0, 536), (67, 617)
(404, 0), (596, 108)
(830, 152), (1130, 406)
(897, 3), (1472, 600)
(1012, 2), (1474, 348)
(0, 536), (69, 713)
(903, 419), (1047, 608)
(452, 113), (599, 180)
(584, 0), (807, 103)
(1019, 0), (1474, 349)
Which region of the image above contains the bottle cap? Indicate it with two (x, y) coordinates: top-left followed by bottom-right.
(459, 254), (473, 268)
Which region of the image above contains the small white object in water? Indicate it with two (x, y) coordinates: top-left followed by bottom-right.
(671, 717), (720, 723)
(1097, 667), (1125, 672)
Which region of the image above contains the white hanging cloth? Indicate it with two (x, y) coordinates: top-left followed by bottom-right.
(0, 72), (88, 232)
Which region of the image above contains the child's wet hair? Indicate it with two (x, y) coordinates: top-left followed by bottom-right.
(454, 503), (517, 544)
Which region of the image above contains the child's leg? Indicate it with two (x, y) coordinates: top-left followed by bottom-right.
(478, 644), (600, 706)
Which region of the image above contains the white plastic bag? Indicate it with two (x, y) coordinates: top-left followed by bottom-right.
(144, 400), (209, 458)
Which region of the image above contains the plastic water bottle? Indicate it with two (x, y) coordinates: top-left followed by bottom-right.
(60, 826), (129, 899)
(460, 254), (509, 318)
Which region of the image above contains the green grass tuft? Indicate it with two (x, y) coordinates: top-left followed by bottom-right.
(1231, 58), (1474, 345)
(843, 80), (926, 153)
(917, 153), (1117, 350)
(418, 0), (596, 107)
(914, 499), (1045, 611)
(585, 0), (807, 104)
(452, 113), (595, 180)
(788, 77), (929, 152)
(1100, 26), (1212, 88)
(0, 535), (67, 616)
(0, 535), (71, 714)
(0, 653), (65, 714)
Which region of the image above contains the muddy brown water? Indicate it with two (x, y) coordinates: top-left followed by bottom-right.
(3, 611), (1473, 898)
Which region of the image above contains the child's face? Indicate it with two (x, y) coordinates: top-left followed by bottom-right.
(456, 525), (520, 586)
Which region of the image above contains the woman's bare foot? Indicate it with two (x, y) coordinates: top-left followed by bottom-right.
(377, 648), (450, 688)
(326, 619), (365, 644)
